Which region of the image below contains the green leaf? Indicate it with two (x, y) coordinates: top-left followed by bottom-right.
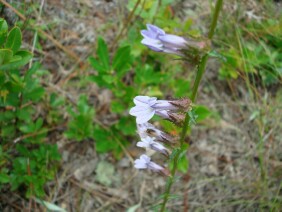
(208, 50), (227, 62)
(88, 56), (106, 73)
(35, 118), (43, 130)
(24, 62), (40, 80)
(111, 100), (125, 113)
(102, 74), (115, 84)
(0, 49), (13, 65)
(10, 74), (25, 88)
(116, 117), (136, 136)
(194, 105), (213, 122)
(97, 37), (110, 71)
(0, 50), (33, 71)
(16, 107), (33, 120)
(93, 127), (118, 153)
(19, 124), (33, 133)
(0, 19), (8, 46)
(169, 148), (181, 162)
(0, 173), (10, 183)
(112, 46), (131, 72)
(188, 110), (197, 126)
(177, 155), (188, 173)
(5, 27), (22, 54)
(24, 86), (45, 102)
(174, 79), (191, 98)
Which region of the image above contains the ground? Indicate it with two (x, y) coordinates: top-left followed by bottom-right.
(0, 0), (281, 211)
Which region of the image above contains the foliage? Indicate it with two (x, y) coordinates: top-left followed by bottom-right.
(0, 18), (60, 197)
(64, 95), (95, 141)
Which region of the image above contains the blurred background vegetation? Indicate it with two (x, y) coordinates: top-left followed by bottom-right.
(0, 0), (281, 211)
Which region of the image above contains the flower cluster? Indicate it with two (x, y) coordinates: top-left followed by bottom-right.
(130, 24), (194, 176)
(130, 95), (191, 175)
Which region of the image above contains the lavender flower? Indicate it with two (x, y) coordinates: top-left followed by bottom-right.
(141, 24), (188, 55)
(137, 136), (169, 156)
(129, 96), (191, 124)
(134, 154), (164, 171)
(137, 122), (175, 144)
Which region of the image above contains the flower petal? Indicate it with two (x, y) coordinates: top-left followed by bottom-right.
(140, 154), (151, 163)
(155, 110), (170, 119)
(141, 38), (163, 51)
(158, 34), (187, 48)
(129, 105), (151, 115)
(141, 30), (158, 39)
(129, 105), (155, 123)
(148, 162), (163, 171)
(146, 24), (165, 35)
(136, 141), (149, 148)
(133, 96), (156, 106)
(154, 100), (178, 110)
(152, 142), (167, 151)
(136, 111), (155, 124)
(134, 159), (147, 169)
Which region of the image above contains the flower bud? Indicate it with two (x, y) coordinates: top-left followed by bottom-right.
(168, 98), (191, 112)
(167, 112), (186, 127)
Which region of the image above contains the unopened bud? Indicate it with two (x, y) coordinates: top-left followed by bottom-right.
(167, 112), (186, 127)
(168, 98), (192, 112)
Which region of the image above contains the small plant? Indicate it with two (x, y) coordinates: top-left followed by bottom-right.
(129, 0), (223, 210)
(0, 18), (60, 197)
(218, 14), (281, 86)
(64, 95), (95, 141)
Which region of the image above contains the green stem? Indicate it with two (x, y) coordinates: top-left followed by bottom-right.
(190, 54), (209, 102)
(159, 0), (223, 211)
(208, 0), (223, 40)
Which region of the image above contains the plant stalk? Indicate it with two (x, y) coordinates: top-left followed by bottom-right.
(160, 0), (223, 211)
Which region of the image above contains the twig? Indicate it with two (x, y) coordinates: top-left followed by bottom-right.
(28, 0), (45, 68)
(13, 124), (66, 143)
(112, 0), (141, 48)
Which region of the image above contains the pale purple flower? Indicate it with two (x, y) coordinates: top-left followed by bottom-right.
(134, 154), (163, 172)
(141, 24), (188, 55)
(129, 96), (179, 124)
(137, 122), (175, 144)
(137, 136), (169, 156)
(129, 96), (191, 124)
